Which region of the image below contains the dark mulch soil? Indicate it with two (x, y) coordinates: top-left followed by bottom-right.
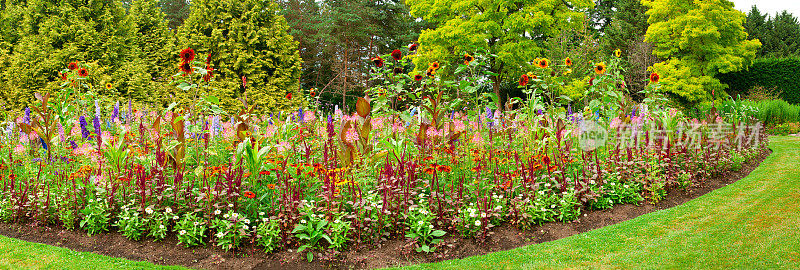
(0, 150), (771, 270)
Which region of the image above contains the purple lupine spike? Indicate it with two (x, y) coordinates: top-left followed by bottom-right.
(94, 100), (100, 119)
(112, 101), (119, 122)
(24, 107), (31, 125)
(79, 116), (90, 140)
(327, 115), (335, 138)
(57, 121), (65, 143)
(70, 140), (78, 150)
(567, 105), (573, 115)
(93, 116), (101, 138)
(298, 108), (305, 123)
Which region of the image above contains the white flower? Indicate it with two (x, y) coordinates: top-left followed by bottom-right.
(428, 224), (433, 229)
(194, 222), (199, 226)
(475, 220), (481, 226)
(481, 213), (486, 218)
(551, 204), (556, 208)
(301, 219), (307, 224)
(228, 203), (234, 208)
(469, 212), (477, 218)
(232, 213), (239, 219)
(88, 199), (94, 203)
(259, 212), (265, 216)
(179, 230), (186, 235)
(215, 209), (222, 215)
(418, 220), (424, 225)
(173, 215), (179, 220)
(624, 185), (629, 188)
(244, 219), (250, 224)
(159, 225), (165, 229)
(145, 207), (153, 215)
(165, 207), (172, 214)
(544, 183), (551, 187)
(261, 218), (268, 223)
(589, 180), (596, 185)
(610, 182), (616, 186)
(243, 225), (249, 230)
(216, 232), (225, 238)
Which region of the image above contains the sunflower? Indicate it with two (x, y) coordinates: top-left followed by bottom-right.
(518, 74), (529, 86)
(179, 62), (192, 74)
(537, 58), (549, 69)
(78, 68), (89, 77)
(564, 57), (573, 66)
(430, 61), (440, 69)
(408, 43), (419, 51)
(105, 83), (113, 90)
(463, 53), (474, 65)
(414, 74), (423, 81)
(594, 62), (607, 75)
(371, 56), (384, 67)
(650, 72), (660, 84)
(180, 47), (195, 62)
(614, 49), (622, 58)
(67, 62), (79, 71)
(426, 67), (435, 77)
(391, 49), (402, 61)
(393, 67), (403, 75)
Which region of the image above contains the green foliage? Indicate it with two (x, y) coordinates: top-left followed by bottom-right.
(178, 0), (303, 113)
(717, 58), (800, 105)
(175, 213), (207, 247)
(405, 204), (445, 253)
(768, 123), (800, 135)
(115, 206), (146, 241)
(255, 218), (282, 253)
(693, 99), (800, 127)
(406, 0), (594, 107)
(211, 211), (251, 251)
(79, 198), (111, 236)
(292, 212), (332, 262)
(643, 0), (761, 104)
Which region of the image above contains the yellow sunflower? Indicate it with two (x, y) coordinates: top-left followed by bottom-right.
(614, 49), (621, 58)
(105, 83), (113, 90)
(537, 58), (550, 69)
(594, 62), (607, 75)
(564, 57), (572, 66)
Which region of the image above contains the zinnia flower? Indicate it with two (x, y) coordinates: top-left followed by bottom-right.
(414, 74), (423, 81)
(180, 47), (195, 63)
(391, 49), (402, 61)
(309, 88), (316, 97)
(463, 53), (474, 65)
(537, 58), (549, 69)
(594, 62), (607, 75)
(518, 74), (529, 86)
(371, 57), (384, 67)
(650, 72), (659, 84)
(244, 191), (256, 199)
(408, 43), (418, 51)
(565, 57), (572, 66)
(78, 68), (88, 77)
(67, 62), (78, 71)
(266, 184), (275, 190)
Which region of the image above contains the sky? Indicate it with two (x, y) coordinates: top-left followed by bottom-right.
(730, 0), (800, 18)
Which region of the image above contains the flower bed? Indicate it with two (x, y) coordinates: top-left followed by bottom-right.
(0, 49), (770, 266)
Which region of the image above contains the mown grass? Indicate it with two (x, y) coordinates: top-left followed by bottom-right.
(0, 137), (798, 270)
(396, 136), (800, 270)
(0, 235), (184, 269)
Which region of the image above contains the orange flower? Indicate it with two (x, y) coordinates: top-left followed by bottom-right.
(259, 170), (270, 176)
(564, 57), (572, 66)
(437, 164), (452, 173)
(67, 62), (79, 70)
(244, 191), (256, 199)
(424, 167), (436, 175)
(266, 184), (275, 190)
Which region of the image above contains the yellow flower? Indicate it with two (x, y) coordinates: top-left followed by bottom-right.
(563, 69), (572, 75)
(594, 62), (607, 75)
(564, 57), (572, 66)
(614, 49), (621, 58)
(105, 83), (113, 89)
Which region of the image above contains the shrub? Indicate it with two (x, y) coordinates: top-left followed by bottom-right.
(175, 213), (207, 247)
(255, 218), (282, 253)
(115, 206), (146, 241)
(717, 58), (800, 104)
(79, 198), (110, 236)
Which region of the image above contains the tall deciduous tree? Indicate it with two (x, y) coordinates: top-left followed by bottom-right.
(178, 0), (303, 113)
(406, 0), (593, 109)
(643, 0), (761, 104)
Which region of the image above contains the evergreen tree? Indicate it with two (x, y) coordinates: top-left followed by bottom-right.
(763, 11), (800, 58)
(157, 0), (189, 30)
(178, 0), (303, 113)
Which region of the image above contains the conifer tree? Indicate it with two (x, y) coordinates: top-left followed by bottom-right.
(178, 0), (303, 113)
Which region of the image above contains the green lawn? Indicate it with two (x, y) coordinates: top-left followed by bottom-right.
(0, 137), (798, 270)
(0, 234), (184, 269)
(396, 136), (800, 270)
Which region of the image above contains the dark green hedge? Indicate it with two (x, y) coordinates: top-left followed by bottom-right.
(717, 58), (800, 104)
